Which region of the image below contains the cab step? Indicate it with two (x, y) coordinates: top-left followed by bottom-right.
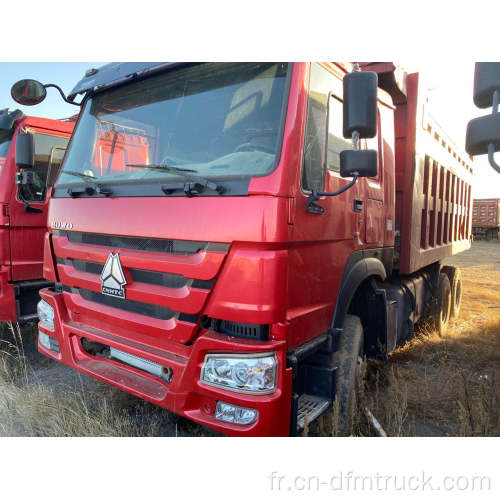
(297, 394), (330, 431)
(17, 313), (38, 324)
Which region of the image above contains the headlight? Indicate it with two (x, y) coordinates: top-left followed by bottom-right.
(37, 299), (54, 329)
(200, 353), (277, 394)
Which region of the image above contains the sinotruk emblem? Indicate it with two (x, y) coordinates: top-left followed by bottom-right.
(101, 253), (127, 299)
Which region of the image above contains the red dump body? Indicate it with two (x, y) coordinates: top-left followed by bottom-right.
(473, 199), (500, 227)
(362, 63), (473, 274)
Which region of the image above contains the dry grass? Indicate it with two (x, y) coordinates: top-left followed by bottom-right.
(309, 241), (500, 437)
(0, 323), (183, 436)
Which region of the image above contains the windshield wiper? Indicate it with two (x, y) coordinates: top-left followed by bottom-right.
(63, 170), (98, 181)
(62, 170), (113, 197)
(126, 163), (225, 196)
(126, 164), (198, 174)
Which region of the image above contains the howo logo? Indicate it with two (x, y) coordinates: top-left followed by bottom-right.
(101, 253), (127, 299)
(51, 221), (73, 230)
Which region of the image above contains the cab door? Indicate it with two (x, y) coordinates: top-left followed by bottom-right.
(287, 63), (379, 346)
(9, 129), (69, 282)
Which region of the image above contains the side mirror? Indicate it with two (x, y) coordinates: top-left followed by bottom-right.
(473, 62), (500, 108)
(465, 62), (500, 174)
(343, 71), (378, 139)
(15, 132), (35, 169)
(465, 113), (500, 156)
(340, 149), (378, 178)
(11, 79), (47, 106)
(305, 68), (380, 215)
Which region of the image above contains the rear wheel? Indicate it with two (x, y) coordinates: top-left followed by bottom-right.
(331, 314), (365, 436)
(442, 265), (462, 319)
(431, 272), (451, 336)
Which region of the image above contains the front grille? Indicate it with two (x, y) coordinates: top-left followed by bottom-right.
(63, 285), (197, 323)
(54, 230), (229, 255)
(58, 258), (214, 290)
(54, 231), (229, 325)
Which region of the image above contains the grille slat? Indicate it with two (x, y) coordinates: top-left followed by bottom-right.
(63, 285), (198, 323)
(54, 230), (229, 255)
(58, 258), (214, 290)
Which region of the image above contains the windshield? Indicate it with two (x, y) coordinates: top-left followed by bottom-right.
(56, 62), (289, 196)
(0, 130), (13, 172)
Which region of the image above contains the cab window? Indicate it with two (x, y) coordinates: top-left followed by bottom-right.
(326, 94), (352, 173)
(301, 63), (351, 191)
(18, 133), (69, 202)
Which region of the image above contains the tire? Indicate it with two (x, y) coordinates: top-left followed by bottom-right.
(431, 272), (451, 336)
(331, 314), (365, 436)
(442, 265), (462, 319)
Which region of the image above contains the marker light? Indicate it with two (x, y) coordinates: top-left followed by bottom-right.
(39, 331), (60, 352)
(200, 353), (277, 394)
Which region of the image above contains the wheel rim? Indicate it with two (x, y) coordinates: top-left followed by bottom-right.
(455, 280), (462, 310)
(442, 287), (450, 324)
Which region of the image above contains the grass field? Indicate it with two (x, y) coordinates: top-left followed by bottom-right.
(1, 241), (498, 437)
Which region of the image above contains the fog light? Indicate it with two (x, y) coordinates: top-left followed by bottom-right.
(215, 401), (258, 425)
(39, 331), (60, 353)
(37, 299), (54, 329)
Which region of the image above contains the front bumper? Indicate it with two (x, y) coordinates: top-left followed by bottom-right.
(38, 287), (293, 436)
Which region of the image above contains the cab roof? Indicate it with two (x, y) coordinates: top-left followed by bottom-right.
(68, 62), (177, 101)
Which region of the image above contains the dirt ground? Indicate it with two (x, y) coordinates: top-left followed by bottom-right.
(0, 241), (498, 437)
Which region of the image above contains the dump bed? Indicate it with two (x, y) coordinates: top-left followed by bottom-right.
(472, 199), (500, 228)
(363, 63), (474, 274)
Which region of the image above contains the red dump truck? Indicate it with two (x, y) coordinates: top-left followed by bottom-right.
(472, 198), (500, 240)
(0, 109), (73, 322)
(13, 62), (472, 436)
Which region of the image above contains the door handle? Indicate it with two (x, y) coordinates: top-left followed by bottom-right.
(24, 204), (43, 214)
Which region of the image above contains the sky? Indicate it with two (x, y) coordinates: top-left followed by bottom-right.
(1, 61), (498, 198)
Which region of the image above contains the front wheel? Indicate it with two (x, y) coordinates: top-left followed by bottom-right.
(331, 314), (365, 436)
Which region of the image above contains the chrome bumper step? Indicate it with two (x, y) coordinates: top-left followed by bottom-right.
(297, 394), (330, 431)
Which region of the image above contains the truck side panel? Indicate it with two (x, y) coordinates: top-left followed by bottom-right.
(395, 73), (473, 274)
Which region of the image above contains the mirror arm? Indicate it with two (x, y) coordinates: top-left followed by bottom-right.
(306, 174), (359, 214)
(44, 84), (81, 106)
(485, 90), (500, 174)
(487, 143), (500, 174)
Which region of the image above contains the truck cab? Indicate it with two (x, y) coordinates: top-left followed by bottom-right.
(0, 109), (73, 322)
(23, 62), (471, 436)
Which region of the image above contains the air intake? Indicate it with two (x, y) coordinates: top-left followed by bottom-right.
(207, 318), (269, 341)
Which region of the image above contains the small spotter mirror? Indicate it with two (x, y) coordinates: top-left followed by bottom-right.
(11, 79), (47, 106)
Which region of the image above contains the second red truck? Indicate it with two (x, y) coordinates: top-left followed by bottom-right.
(0, 109), (73, 322)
